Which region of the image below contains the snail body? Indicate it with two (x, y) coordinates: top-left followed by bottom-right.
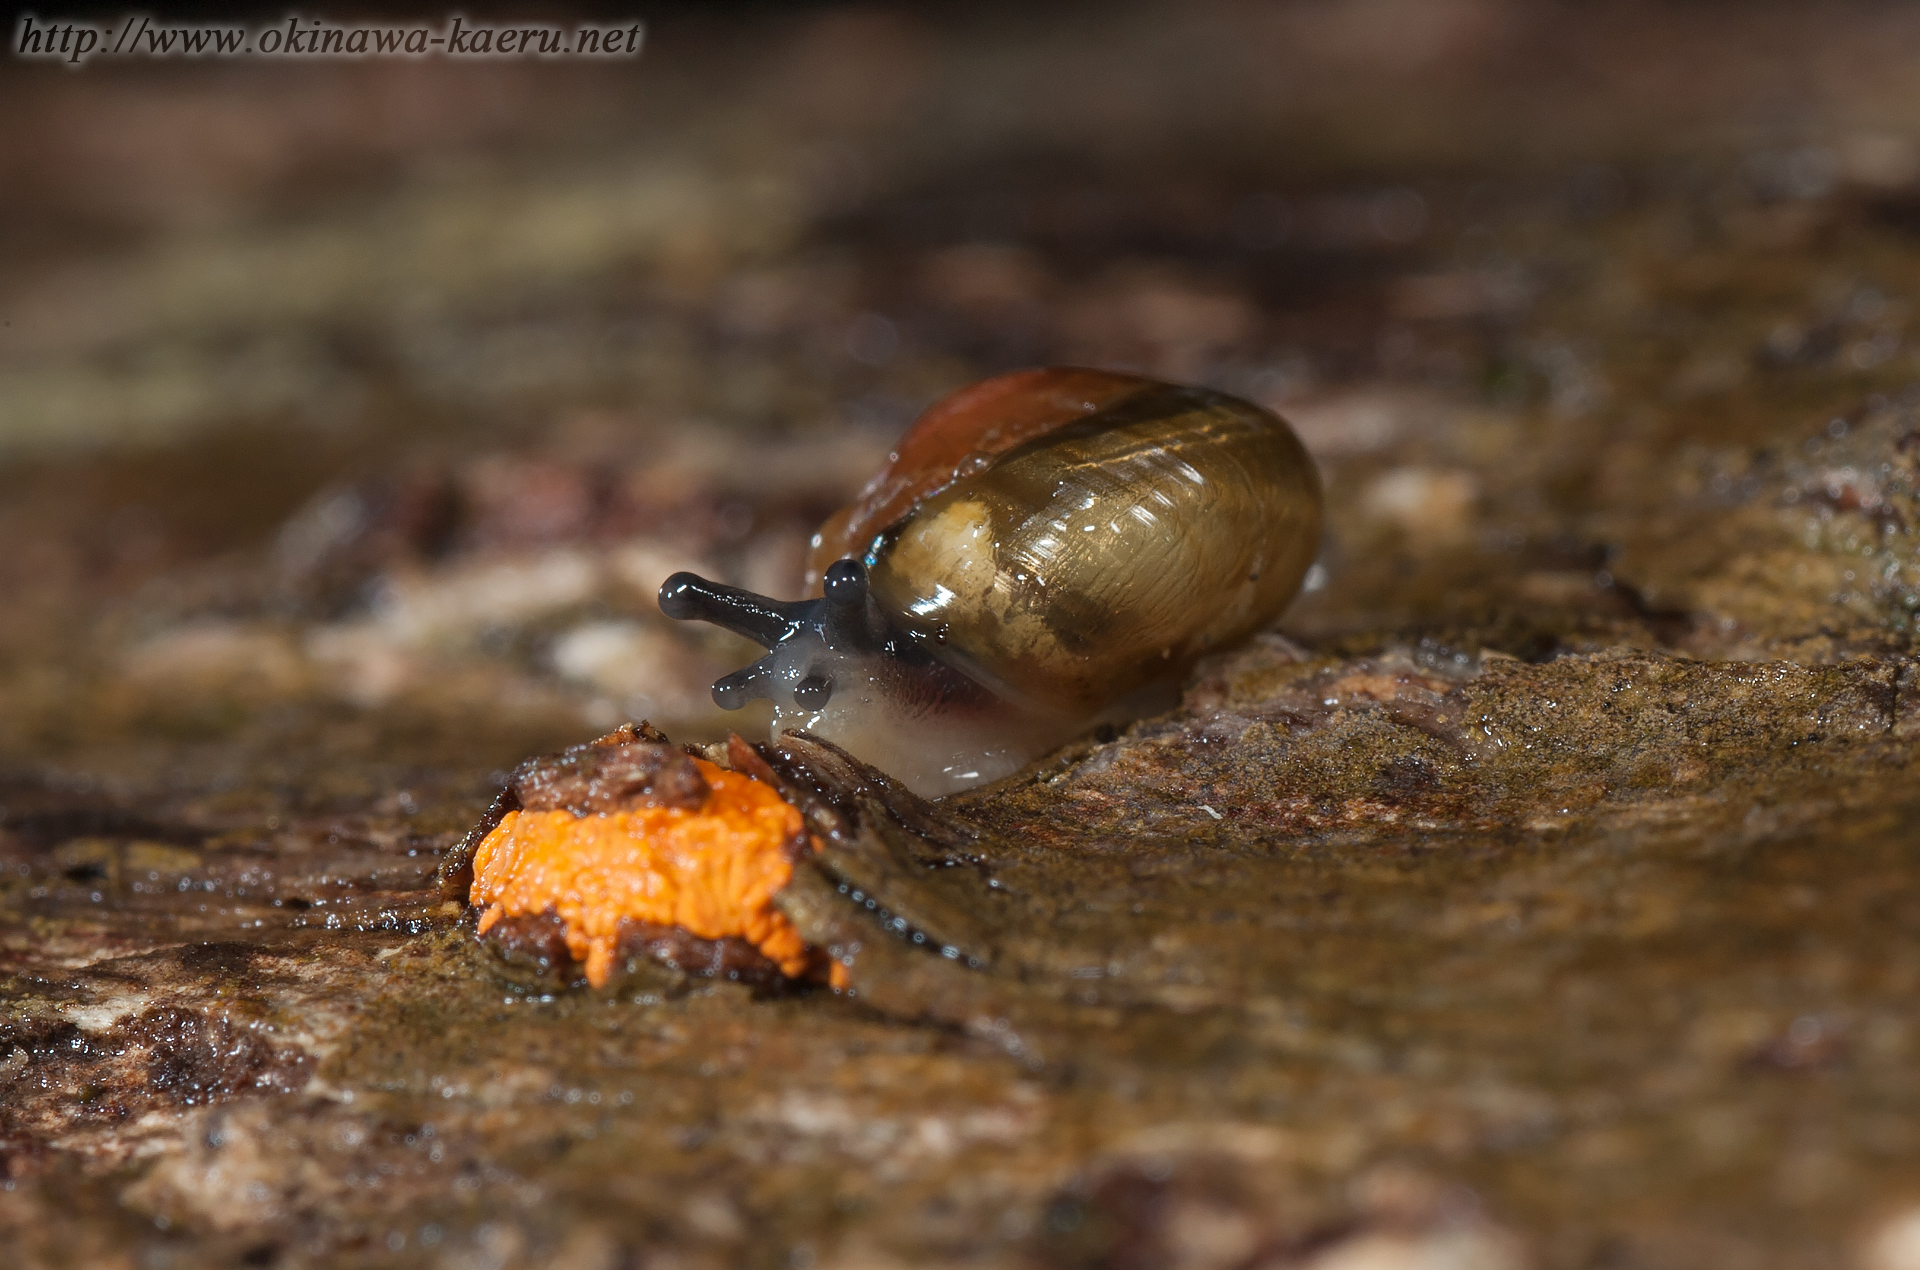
(660, 368), (1322, 796)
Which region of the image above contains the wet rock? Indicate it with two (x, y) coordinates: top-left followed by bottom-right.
(511, 741), (709, 816)
(1035, 1146), (1523, 1270)
(1607, 396), (1920, 654)
(2, 1001), (311, 1178)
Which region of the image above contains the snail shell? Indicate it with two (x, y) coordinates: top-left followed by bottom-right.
(660, 368), (1322, 796)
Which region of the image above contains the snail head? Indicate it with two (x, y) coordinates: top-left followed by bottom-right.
(659, 559), (909, 715)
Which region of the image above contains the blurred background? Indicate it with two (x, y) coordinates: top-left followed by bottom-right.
(7, 0), (1920, 780)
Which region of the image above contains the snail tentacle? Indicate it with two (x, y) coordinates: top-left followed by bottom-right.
(658, 572), (811, 649)
(664, 560), (924, 714)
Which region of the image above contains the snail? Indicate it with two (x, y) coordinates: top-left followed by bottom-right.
(659, 367), (1323, 797)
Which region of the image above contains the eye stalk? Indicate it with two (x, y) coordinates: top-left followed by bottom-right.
(657, 571), (809, 649)
(822, 558), (868, 607)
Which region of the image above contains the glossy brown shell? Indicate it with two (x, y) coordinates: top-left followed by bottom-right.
(809, 368), (1323, 718)
(804, 368), (1151, 592)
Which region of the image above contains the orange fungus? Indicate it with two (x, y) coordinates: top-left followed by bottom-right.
(470, 758), (831, 988)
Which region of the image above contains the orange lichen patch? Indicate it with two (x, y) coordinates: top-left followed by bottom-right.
(470, 758), (832, 988)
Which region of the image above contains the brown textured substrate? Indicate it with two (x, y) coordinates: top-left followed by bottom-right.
(11, 5), (1920, 1269)
(480, 909), (789, 991)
